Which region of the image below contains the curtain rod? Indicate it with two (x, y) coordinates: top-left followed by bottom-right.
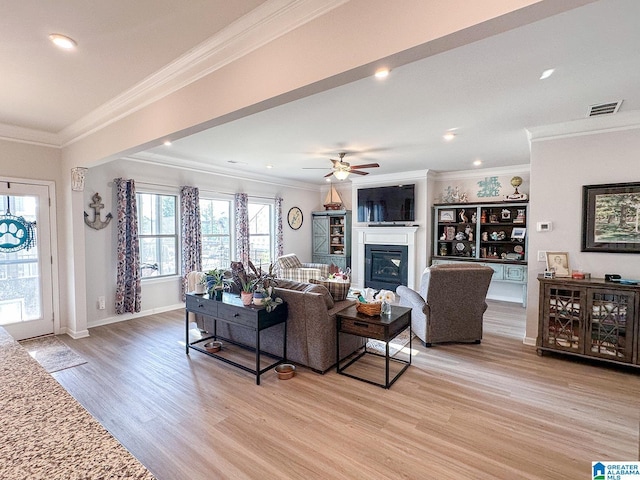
(110, 179), (278, 200)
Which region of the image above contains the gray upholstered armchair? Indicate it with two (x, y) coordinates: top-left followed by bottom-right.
(396, 264), (494, 346)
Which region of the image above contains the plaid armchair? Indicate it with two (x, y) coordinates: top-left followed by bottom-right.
(276, 254), (330, 283)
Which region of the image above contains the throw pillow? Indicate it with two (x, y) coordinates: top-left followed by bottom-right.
(310, 278), (350, 302)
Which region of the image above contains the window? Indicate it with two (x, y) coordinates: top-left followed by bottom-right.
(137, 193), (178, 278)
(200, 198), (231, 270)
(248, 202), (273, 267)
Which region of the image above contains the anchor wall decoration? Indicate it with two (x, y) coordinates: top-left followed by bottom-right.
(84, 193), (113, 230)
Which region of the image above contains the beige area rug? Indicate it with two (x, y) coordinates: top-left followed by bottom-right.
(19, 335), (87, 373)
(366, 327), (415, 357)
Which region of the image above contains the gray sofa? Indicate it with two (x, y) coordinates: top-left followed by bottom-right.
(396, 264), (493, 346)
(208, 279), (363, 373)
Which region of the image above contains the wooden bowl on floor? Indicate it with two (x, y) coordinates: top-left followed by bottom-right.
(274, 363), (296, 380)
(203, 341), (222, 353)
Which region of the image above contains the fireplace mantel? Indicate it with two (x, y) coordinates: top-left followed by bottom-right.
(354, 226), (419, 290)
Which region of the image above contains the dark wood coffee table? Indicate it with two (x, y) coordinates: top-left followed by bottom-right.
(336, 304), (412, 389)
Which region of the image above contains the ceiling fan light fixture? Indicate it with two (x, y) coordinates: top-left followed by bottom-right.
(49, 33), (77, 50)
(333, 170), (350, 180)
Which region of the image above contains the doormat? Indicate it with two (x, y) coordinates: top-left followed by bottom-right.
(366, 327), (414, 357)
(19, 335), (87, 373)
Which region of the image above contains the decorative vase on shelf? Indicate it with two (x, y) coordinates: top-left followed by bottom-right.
(240, 291), (253, 306)
(214, 288), (223, 301)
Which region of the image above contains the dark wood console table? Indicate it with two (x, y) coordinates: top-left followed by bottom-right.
(336, 304), (412, 388)
(185, 292), (288, 385)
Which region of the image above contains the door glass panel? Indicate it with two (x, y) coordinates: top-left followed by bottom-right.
(0, 194), (41, 324)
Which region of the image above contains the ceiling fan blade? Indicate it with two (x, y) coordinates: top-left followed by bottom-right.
(324, 171), (335, 178)
(349, 170), (369, 175)
(350, 163), (380, 169)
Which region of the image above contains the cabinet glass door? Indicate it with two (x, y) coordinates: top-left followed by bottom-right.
(543, 286), (584, 352)
(586, 290), (634, 362)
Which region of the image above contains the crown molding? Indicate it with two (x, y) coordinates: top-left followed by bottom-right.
(349, 169), (430, 186)
(58, 0), (348, 148)
(432, 164), (530, 181)
(527, 110), (640, 142)
(0, 123), (60, 148)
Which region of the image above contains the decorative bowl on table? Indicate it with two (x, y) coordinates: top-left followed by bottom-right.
(274, 363), (296, 380)
(203, 341), (222, 353)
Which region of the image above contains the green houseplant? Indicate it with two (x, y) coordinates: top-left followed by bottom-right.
(205, 268), (226, 301)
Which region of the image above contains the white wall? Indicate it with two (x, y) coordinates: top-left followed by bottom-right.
(525, 125), (640, 344)
(84, 159), (320, 327)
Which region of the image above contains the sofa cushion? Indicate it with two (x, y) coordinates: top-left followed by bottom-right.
(278, 254), (302, 269)
(304, 283), (334, 309)
(309, 278), (350, 301)
(276, 279), (334, 309)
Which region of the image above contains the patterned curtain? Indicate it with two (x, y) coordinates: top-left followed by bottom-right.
(180, 186), (202, 300)
(114, 178), (141, 314)
(275, 197), (284, 259)
(235, 193), (249, 266)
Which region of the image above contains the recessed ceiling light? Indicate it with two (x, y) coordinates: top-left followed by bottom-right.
(163, 140), (172, 146)
(443, 132), (456, 141)
(325, 178), (331, 182)
(266, 165), (273, 169)
(49, 33), (77, 50)
(540, 68), (555, 80)
(473, 159), (482, 166)
(374, 68), (390, 79)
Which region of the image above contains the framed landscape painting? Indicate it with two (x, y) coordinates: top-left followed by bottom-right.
(582, 182), (640, 253)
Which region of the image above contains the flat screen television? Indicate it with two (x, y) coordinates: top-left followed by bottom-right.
(357, 184), (415, 223)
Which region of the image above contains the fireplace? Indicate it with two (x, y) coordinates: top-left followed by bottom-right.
(364, 244), (408, 291)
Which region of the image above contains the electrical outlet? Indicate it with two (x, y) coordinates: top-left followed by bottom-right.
(537, 250), (547, 262)
(98, 296), (106, 310)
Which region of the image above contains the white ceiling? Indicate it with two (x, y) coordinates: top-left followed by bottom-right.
(3, 0), (640, 185)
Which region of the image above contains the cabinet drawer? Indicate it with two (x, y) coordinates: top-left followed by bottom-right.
(186, 295), (218, 317)
(217, 303), (258, 328)
(340, 318), (385, 339)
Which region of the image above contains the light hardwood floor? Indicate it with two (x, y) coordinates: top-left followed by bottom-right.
(54, 301), (640, 480)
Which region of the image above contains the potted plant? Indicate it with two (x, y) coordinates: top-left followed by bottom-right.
(205, 268), (226, 301)
(194, 273), (207, 294)
(239, 276), (255, 306)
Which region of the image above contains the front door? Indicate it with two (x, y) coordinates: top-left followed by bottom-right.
(0, 181), (54, 340)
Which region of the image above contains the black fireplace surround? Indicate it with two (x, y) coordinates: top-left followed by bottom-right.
(364, 244), (408, 291)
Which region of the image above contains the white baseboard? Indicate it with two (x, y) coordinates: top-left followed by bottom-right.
(88, 303), (184, 329)
(523, 336), (537, 346)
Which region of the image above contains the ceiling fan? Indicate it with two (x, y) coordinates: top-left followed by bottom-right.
(314, 152), (380, 180)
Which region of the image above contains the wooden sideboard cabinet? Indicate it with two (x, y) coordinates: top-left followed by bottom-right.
(537, 276), (640, 367)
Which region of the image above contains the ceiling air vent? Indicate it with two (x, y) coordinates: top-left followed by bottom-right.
(587, 100), (622, 117)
